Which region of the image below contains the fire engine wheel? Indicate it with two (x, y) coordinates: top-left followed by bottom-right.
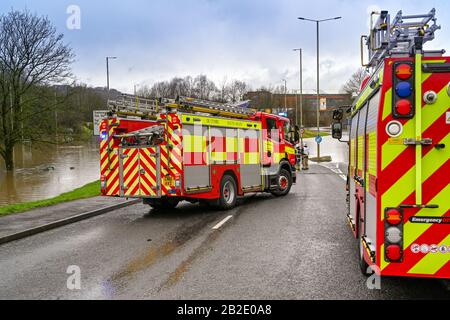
(358, 217), (370, 276)
(218, 175), (237, 210)
(271, 169), (292, 197)
(148, 198), (180, 210)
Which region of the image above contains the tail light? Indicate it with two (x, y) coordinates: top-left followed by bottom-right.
(384, 207), (404, 262)
(385, 208), (402, 225)
(175, 173), (181, 188)
(386, 244), (403, 261)
(395, 63), (413, 80)
(392, 61), (415, 119)
(100, 175), (107, 194)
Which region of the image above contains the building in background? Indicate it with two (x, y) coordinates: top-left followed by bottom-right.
(244, 90), (352, 128)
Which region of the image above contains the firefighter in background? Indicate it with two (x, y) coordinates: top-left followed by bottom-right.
(293, 125), (302, 170)
(302, 144), (309, 170)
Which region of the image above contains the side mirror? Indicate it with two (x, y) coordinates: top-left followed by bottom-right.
(331, 122), (343, 140)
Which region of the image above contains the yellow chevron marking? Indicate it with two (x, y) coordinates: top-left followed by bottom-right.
(381, 119), (413, 170)
(140, 158), (157, 186)
(403, 185), (450, 249)
(408, 234), (450, 275)
(125, 176), (139, 196)
(381, 86), (449, 171)
(381, 135), (449, 271)
(123, 157), (139, 187)
(423, 86), (450, 129)
(381, 135), (449, 213)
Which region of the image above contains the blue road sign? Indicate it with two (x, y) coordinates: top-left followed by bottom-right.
(315, 135), (323, 144)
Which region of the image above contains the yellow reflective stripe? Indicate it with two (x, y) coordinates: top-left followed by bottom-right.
(381, 89), (392, 121)
(357, 137), (363, 169)
(367, 132), (377, 176)
(182, 135), (207, 152)
(243, 152), (259, 164)
(408, 234), (450, 275)
(181, 114), (261, 129)
(226, 136), (237, 152)
(211, 152), (227, 162)
(285, 146), (295, 155)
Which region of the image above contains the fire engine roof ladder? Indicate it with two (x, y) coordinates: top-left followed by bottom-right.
(363, 8), (441, 69)
(175, 97), (254, 119)
(108, 94), (255, 120)
(108, 94), (161, 120)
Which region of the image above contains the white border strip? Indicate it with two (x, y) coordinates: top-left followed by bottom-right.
(212, 215), (233, 230)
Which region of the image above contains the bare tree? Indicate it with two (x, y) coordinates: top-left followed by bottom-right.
(0, 10), (74, 170)
(341, 68), (368, 97)
(193, 75), (216, 100)
(227, 80), (249, 102)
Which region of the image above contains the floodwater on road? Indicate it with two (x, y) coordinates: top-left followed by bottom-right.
(0, 138), (100, 206)
(304, 135), (349, 164)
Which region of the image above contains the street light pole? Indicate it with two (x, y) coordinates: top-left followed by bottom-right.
(106, 56), (117, 101)
(282, 79), (287, 115)
(293, 48), (303, 145)
(298, 16), (341, 161)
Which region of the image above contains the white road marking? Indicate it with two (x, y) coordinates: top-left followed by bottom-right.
(212, 215), (233, 230)
(318, 163), (347, 181)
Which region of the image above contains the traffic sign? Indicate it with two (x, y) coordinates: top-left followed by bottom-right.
(315, 135), (323, 144)
(93, 110), (109, 136)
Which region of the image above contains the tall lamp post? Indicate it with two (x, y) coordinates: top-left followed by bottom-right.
(106, 56), (117, 101)
(282, 79), (287, 115)
(293, 48), (303, 146)
(297, 16), (341, 161)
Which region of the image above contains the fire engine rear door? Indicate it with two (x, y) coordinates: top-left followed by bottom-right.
(119, 146), (161, 197)
(138, 146), (161, 197)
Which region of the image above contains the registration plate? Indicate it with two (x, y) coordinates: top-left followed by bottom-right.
(164, 175), (174, 186)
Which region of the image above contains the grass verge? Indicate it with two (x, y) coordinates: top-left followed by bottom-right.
(302, 130), (330, 139)
(0, 180), (100, 217)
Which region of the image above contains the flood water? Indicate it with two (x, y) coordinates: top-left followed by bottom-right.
(304, 135), (349, 164)
(0, 138), (100, 206)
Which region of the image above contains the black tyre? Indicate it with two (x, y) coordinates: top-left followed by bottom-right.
(148, 198), (179, 210)
(271, 168), (292, 197)
(218, 175), (237, 210)
(358, 216), (370, 276)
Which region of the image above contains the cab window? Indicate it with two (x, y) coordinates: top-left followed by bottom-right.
(266, 118), (278, 139)
(283, 121), (291, 141)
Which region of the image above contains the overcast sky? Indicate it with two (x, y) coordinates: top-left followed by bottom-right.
(1, 0), (449, 94)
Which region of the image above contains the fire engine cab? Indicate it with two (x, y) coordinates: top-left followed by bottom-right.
(332, 9), (450, 279)
(100, 95), (297, 210)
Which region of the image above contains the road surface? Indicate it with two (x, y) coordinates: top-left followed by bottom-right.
(0, 138), (449, 299)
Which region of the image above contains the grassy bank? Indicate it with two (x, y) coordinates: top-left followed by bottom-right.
(0, 180), (100, 216)
(302, 130), (330, 139)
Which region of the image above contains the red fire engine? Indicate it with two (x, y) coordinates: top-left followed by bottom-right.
(332, 9), (450, 279)
(100, 95), (297, 210)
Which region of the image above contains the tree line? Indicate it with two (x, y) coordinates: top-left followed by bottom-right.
(137, 75), (249, 103)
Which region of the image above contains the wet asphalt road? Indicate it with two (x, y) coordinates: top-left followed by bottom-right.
(1, 163), (449, 299)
